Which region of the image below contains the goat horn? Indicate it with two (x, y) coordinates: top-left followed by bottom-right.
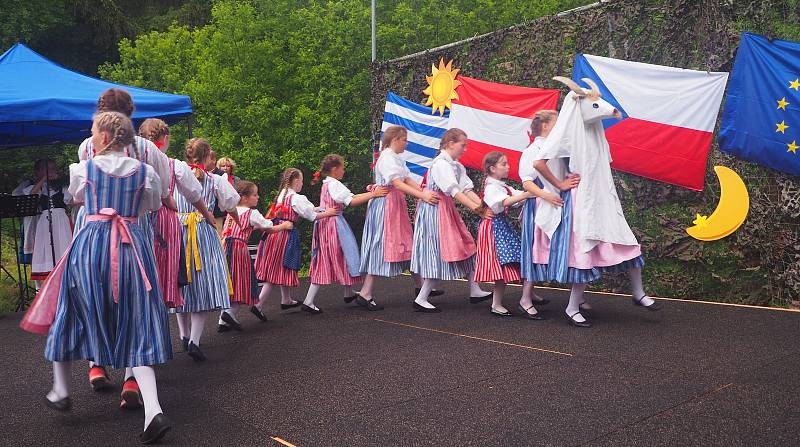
(580, 78), (602, 99)
(552, 76), (586, 96)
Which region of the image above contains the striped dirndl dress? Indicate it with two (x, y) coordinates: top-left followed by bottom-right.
(44, 160), (172, 368)
(153, 159), (183, 307)
(173, 171), (231, 313)
(474, 211), (522, 283)
(224, 209), (259, 305)
(359, 169), (412, 278)
(255, 194), (300, 287)
(410, 184), (475, 280)
(309, 183), (362, 286)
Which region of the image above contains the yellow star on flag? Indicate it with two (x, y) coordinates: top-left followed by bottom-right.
(777, 97), (790, 110)
(692, 213), (709, 228)
(791, 79), (800, 90)
(788, 140), (799, 154)
(776, 120), (789, 133)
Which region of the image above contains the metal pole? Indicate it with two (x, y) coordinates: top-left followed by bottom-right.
(371, 0), (376, 62)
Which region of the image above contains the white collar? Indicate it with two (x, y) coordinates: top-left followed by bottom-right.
(485, 176), (506, 187)
(438, 150), (455, 163)
(322, 176), (338, 184)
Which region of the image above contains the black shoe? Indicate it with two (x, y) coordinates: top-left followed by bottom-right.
(632, 295), (662, 311)
(469, 292), (493, 304)
(565, 311), (592, 328)
(343, 295), (358, 304)
(531, 297), (550, 306)
(413, 302), (441, 313)
(187, 341), (206, 362)
(44, 396), (71, 411)
(250, 306), (268, 322)
(140, 413), (172, 444)
(517, 303), (545, 320)
(217, 324), (231, 333)
(415, 288), (445, 297)
(301, 304), (323, 314)
(490, 307), (512, 317)
(181, 337), (189, 352)
(280, 301), (301, 310)
(356, 295), (384, 311)
(220, 312), (243, 331)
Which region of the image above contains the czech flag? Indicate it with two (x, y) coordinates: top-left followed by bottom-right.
(572, 54), (729, 191)
(448, 76), (560, 180)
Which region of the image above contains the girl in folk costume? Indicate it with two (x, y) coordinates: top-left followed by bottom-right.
(172, 138), (240, 361)
(474, 152), (539, 318)
(22, 112), (173, 443)
(253, 168), (337, 314)
(517, 110), (567, 316)
(411, 128), (493, 313)
(358, 126), (440, 306)
(217, 181), (293, 331)
(13, 159), (73, 287)
(534, 77), (660, 328)
(301, 155), (388, 314)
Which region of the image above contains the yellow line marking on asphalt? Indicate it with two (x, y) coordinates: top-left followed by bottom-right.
(373, 318), (573, 356)
(271, 436), (298, 447)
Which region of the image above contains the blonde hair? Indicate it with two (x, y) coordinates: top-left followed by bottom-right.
(185, 138), (212, 180)
(530, 110), (558, 138)
(217, 157), (236, 171)
(138, 118), (169, 143)
(381, 125), (408, 148)
(275, 168), (303, 206)
(93, 112), (135, 156)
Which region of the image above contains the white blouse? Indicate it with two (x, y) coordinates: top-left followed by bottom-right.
(278, 189), (317, 222)
(171, 160), (203, 204)
(323, 177), (354, 206)
(518, 137), (544, 183)
(68, 152), (162, 215)
(375, 149), (411, 183)
(429, 151), (474, 197)
(209, 172), (240, 213)
(235, 206), (273, 228)
(483, 177), (524, 214)
(78, 136), (172, 198)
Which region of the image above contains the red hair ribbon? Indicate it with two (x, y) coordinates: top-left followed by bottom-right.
(188, 163), (207, 173)
(527, 130), (535, 145)
(154, 140), (164, 150)
(370, 150), (380, 169)
(267, 202), (286, 219)
(311, 170), (321, 185)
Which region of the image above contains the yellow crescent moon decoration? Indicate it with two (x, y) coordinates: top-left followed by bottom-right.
(686, 166), (749, 241)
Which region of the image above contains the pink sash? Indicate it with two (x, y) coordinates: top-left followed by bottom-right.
(20, 240), (74, 335)
(383, 187), (413, 262)
(435, 191), (477, 262)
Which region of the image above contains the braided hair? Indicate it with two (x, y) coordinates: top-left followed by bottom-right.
(312, 154), (344, 185)
(97, 88), (135, 117)
(93, 112), (136, 156)
(275, 168), (303, 204)
(139, 118), (169, 145)
(185, 138), (212, 180)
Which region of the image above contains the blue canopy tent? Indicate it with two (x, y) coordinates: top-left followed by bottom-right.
(0, 43), (192, 149)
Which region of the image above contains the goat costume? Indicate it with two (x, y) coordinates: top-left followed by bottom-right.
(534, 78), (644, 283)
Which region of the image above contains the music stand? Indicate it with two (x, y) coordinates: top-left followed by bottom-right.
(0, 193), (41, 311)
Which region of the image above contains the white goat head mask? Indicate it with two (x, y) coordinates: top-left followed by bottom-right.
(553, 76), (621, 124)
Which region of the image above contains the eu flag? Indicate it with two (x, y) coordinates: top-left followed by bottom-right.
(719, 32), (800, 175)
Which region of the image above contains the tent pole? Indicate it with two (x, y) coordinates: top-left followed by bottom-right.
(188, 115), (194, 138)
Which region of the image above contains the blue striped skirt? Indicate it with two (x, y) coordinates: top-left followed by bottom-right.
(521, 197), (548, 282)
(543, 190), (645, 284)
(173, 218), (231, 313)
(410, 200), (474, 280)
(44, 220), (173, 369)
(359, 196), (409, 277)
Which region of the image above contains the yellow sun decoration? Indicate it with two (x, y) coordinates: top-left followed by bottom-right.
(423, 58), (461, 116)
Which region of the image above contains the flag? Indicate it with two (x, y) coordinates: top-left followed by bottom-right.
(448, 76), (560, 180)
(572, 54), (729, 191)
(719, 32), (800, 176)
(380, 92), (450, 183)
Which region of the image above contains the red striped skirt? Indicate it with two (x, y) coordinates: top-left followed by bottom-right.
(474, 218), (521, 284)
(154, 206), (183, 307)
(254, 230), (299, 287)
(309, 217), (362, 286)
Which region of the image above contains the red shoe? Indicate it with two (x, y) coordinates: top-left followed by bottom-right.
(88, 366), (114, 391)
(120, 378), (142, 410)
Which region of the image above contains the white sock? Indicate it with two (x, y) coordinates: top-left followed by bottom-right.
(303, 283), (321, 309)
(342, 286), (355, 298)
(628, 268), (654, 305)
(279, 286), (295, 305)
(48, 361), (71, 402)
(175, 313), (190, 339)
(257, 283), (272, 310)
(414, 279), (435, 308)
(491, 282), (506, 311)
(189, 312), (206, 346)
(132, 366), (163, 430)
(88, 360), (95, 368)
(468, 270), (491, 297)
(359, 275), (374, 299)
(124, 367), (134, 381)
(566, 284), (587, 322)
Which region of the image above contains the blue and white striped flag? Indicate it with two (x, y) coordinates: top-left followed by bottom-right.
(380, 92), (450, 183)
